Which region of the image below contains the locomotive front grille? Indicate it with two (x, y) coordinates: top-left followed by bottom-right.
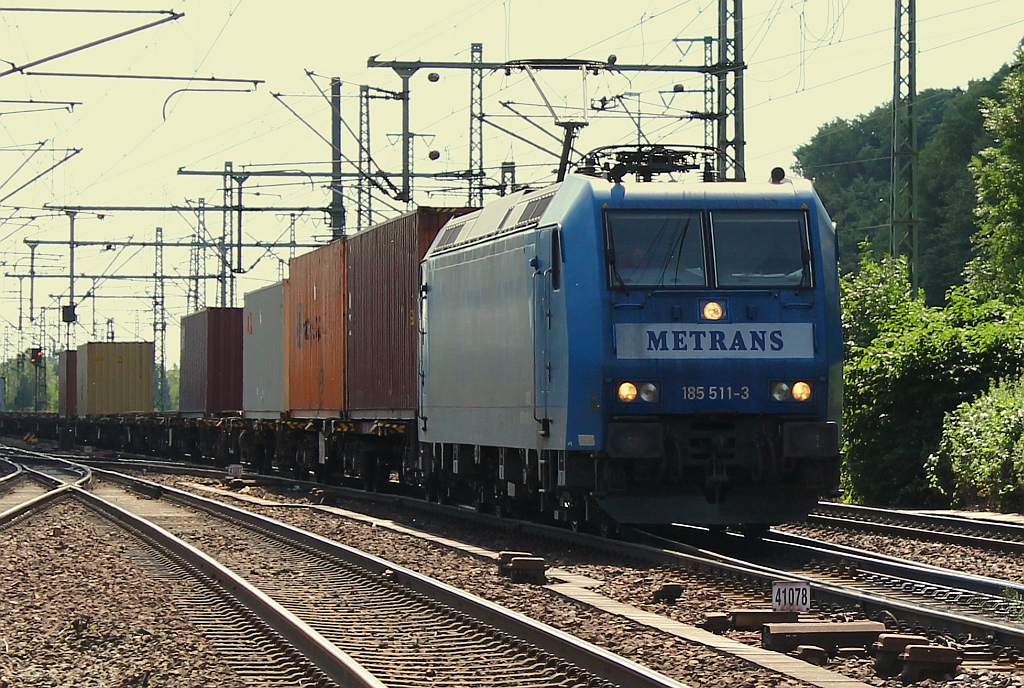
(606, 422), (664, 459)
(601, 415), (829, 493)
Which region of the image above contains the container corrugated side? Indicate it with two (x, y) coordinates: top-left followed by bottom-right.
(178, 309), (208, 414)
(286, 240), (346, 418)
(346, 207), (473, 417)
(243, 281), (288, 418)
(179, 307), (243, 415)
(76, 342), (154, 416)
(58, 350), (77, 417)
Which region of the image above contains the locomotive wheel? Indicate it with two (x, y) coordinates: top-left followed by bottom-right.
(597, 519), (619, 539)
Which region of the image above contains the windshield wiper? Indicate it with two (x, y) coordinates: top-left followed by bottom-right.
(607, 246), (630, 294)
(657, 218), (691, 286)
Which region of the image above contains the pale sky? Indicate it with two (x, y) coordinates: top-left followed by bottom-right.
(1, 0), (1021, 369)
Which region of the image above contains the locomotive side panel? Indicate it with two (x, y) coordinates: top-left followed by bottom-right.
(243, 281), (288, 419)
(420, 231), (544, 449)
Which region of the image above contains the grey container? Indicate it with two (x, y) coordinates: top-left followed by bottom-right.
(242, 281), (288, 418)
(179, 307), (244, 416)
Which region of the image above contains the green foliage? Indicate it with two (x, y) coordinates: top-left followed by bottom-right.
(165, 364), (180, 412)
(794, 71), (1008, 306)
(840, 255), (1024, 506)
(970, 49), (1024, 295)
(840, 252), (920, 351)
(0, 350), (56, 412)
(927, 377), (1024, 511)
(918, 76), (1003, 302)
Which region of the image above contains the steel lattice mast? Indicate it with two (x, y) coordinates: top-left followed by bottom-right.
(891, 0), (918, 294)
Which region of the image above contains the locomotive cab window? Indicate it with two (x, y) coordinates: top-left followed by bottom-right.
(710, 210), (812, 288)
(605, 210), (705, 289)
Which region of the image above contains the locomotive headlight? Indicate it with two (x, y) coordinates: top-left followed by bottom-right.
(792, 381), (812, 401)
(617, 382), (639, 402)
(639, 382), (659, 403)
(771, 381), (813, 402)
(771, 382), (791, 401)
(702, 301), (725, 321)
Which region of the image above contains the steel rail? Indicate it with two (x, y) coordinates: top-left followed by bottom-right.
(812, 501), (1024, 550)
(79, 457), (1024, 655)
(70, 485), (386, 688)
(93, 465), (690, 688)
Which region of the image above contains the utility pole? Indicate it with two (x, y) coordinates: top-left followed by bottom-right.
(469, 43), (484, 207)
(221, 162), (233, 307)
(153, 226), (168, 411)
(716, 0), (745, 180)
(188, 198), (206, 313)
(63, 211), (77, 353)
(329, 77), (345, 238)
(358, 85), (372, 230)
(358, 86), (372, 230)
(891, 0), (918, 295)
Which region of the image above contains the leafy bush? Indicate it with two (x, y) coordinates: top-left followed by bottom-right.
(927, 377), (1024, 511)
(840, 255), (1024, 506)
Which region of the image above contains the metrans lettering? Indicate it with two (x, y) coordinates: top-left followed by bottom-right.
(615, 323), (815, 359)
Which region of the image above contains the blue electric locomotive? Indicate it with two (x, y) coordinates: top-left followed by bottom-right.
(418, 146), (841, 530)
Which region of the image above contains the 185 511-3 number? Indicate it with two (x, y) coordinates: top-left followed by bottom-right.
(682, 385), (750, 401)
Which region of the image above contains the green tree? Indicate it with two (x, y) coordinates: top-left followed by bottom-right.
(970, 49), (1024, 295)
(917, 74), (1004, 303)
(841, 255), (1024, 506)
(927, 376), (1024, 511)
(795, 67), (1014, 306)
(165, 363), (180, 412)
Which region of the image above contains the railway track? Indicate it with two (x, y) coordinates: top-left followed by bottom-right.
(18, 447), (1024, 685)
(671, 527), (1024, 653)
(0, 449), (688, 688)
(805, 501), (1024, 553)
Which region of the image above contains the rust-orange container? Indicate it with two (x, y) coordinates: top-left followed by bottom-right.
(57, 349), (77, 417)
(346, 207), (474, 417)
(286, 239), (347, 418)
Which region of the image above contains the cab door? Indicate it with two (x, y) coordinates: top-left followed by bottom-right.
(531, 225), (561, 437)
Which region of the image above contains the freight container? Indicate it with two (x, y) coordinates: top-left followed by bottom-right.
(179, 307), (243, 416)
(57, 350), (77, 417)
(77, 341), (154, 416)
(346, 207), (474, 417)
(286, 239), (346, 418)
(243, 281), (288, 418)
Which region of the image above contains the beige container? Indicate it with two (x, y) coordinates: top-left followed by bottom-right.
(77, 341), (154, 416)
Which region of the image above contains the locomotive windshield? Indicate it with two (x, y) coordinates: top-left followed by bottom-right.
(605, 208), (812, 290)
(605, 210), (705, 288)
(710, 210), (811, 288)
